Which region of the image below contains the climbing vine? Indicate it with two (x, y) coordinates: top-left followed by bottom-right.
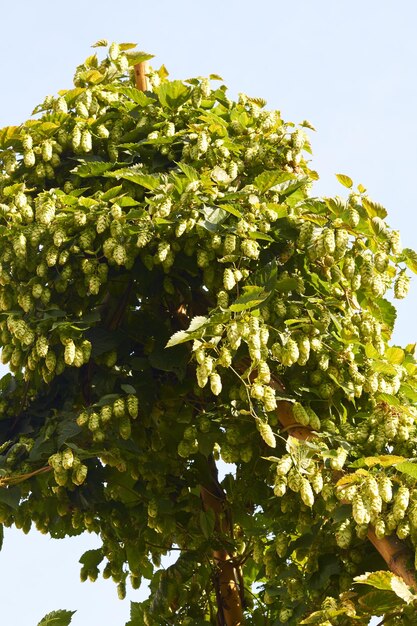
(1, 40), (417, 625)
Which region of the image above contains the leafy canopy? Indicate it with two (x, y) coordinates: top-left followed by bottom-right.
(1, 40), (417, 625)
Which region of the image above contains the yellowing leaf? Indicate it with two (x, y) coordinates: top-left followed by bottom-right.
(335, 173), (353, 189)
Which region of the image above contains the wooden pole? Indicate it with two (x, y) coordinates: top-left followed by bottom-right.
(134, 61), (149, 91)
(133, 63), (244, 624)
(201, 482), (244, 626)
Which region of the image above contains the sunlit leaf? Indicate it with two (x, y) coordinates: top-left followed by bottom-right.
(335, 173), (353, 189)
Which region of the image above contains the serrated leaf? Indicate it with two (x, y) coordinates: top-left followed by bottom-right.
(126, 51), (155, 66)
(37, 610), (76, 626)
(176, 162), (199, 181)
(355, 571), (415, 604)
(92, 39), (108, 48)
(254, 170), (293, 194)
(71, 161), (114, 177)
(400, 383), (417, 402)
(372, 455), (405, 467)
(126, 602), (144, 626)
(365, 343), (380, 359)
(0, 125), (19, 149)
(80, 69), (104, 85)
(391, 575), (416, 603)
(265, 202), (288, 219)
(229, 286), (269, 312)
(362, 197), (388, 219)
(101, 185), (123, 201)
(157, 80), (191, 109)
(165, 316), (208, 348)
(358, 589), (402, 613)
(119, 42), (138, 51)
(79, 548), (103, 569)
(396, 461), (417, 479)
(217, 203), (242, 218)
(371, 361), (398, 376)
(106, 169), (160, 190)
(275, 277), (299, 293)
(116, 86), (154, 107)
(402, 248), (417, 274)
(376, 392), (401, 407)
(335, 474), (361, 488)
(335, 173), (353, 189)
(385, 346), (405, 365)
(0, 486), (21, 510)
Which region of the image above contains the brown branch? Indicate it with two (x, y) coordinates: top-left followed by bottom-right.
(367, 527), (417, 591)
(274, 399), (417, 592)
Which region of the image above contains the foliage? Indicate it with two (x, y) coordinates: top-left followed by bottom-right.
(1, 40), (417, 625)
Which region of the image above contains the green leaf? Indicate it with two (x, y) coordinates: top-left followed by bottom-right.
(121, 384), (137, 394)
(229, 286), (269, 312)
(371, 361), (398, 376)
(56, 419), (82, 447)
(79, 548), (103, 569)
(106, 169), (161, 190)
(217, 203), (242, 218)
(355, 571), (415, 603)
(265, 202), (288, 219)
(275, 276), (299, 292)
(125, 602), (145, 626)
(0, 125), (19, 149)
(335, 173), (353, 189)
(385, 346), (405, 365)
(176, 162), (199, 181)
(199, 509), (216, 539)
(0, 486), (21, 510)
(376, 392), (402, 407)
(365, 343), (380, 359)
(37, 610), (76, 626)
(166, 316), (208, 348)
(396, 461), (417, 479)
(119, 43), (138, 51)
(92, 39), (108, 48)
(358, 589), (402, 613)
(254, 170), (293, 194)
(362, 197), (388, 219)
(402, 248), (417, 274)
(157, 80), (191, 109)
(126, 50), (155, 66)
(400, 383), (417, 402)
(116, 86), (154, 107)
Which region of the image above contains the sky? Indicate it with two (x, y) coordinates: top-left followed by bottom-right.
(0, 0), (416, 624)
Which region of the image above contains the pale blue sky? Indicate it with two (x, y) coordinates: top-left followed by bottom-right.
(0, 1), (416, 624)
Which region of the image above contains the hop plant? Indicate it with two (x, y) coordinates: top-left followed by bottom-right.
(0, 41), (416, 626)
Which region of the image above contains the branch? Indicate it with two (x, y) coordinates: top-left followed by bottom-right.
(274, 399), (417, 592)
